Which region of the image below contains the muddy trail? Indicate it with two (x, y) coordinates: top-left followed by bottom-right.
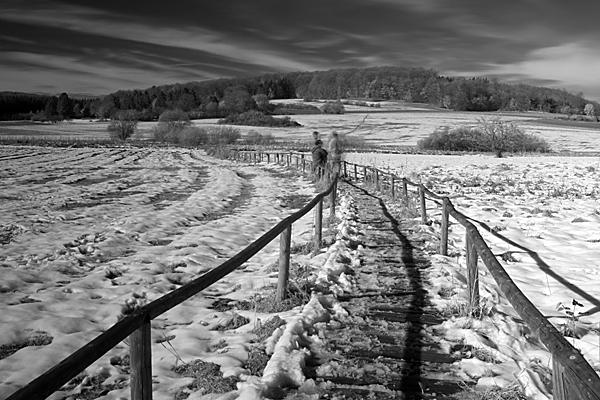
(299, 181), (471, 399)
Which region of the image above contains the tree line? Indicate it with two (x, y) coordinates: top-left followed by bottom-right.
(1, 66), (598, 121)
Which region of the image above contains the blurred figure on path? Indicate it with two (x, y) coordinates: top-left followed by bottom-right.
(311, 139), (328, 179)
(328, 131), (342, 177)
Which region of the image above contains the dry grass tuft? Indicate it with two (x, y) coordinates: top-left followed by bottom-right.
(244, 346), (270, 376)
(173, 359), (238, 399)
(0, 332), (53, 360)
(443, 298), (490, 324)
(453, 383), (528, 399)
(211, 312), (250, 331)
(57, 373), (127, 400)
(252, 315), (286, 342)
(250, 283), (311, 313)
(249, 261), (314, 313)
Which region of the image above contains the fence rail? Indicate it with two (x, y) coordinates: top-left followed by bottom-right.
(8, 150), (600, 400)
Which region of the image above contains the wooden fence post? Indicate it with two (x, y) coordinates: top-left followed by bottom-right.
(314, 199), (323, 250)
(267, 153), (270, 163)
(354, 164), (358, 181)
(130, 318), (153, 400)
(302, 159), (306, 174)
(276, 225), (292, 302)
(296, 155), (299, 169)
(419, 184), (427, 224)
(465, 231), (480, 313)
(552, 357), (567, 400)
(402, 178), (408, 204)
(440, 197), (449, 256)
(343, 162), (347, 178)
(375, 169), (380, 191)
(390, 176), (395, 199)
(329, 178), (337, 225)
(363, 166), (367, 183)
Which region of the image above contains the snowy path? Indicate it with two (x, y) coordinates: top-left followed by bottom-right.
(291, 182), (470, 399)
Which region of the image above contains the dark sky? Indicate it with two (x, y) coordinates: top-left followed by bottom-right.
(2, 0), (599, 100)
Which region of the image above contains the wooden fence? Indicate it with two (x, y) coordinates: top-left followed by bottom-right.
(235, 151), (600, 399)
(339, 158), (600, 400)
(8, 149), (600, 400)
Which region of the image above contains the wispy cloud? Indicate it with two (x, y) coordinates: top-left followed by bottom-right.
(478, 42), (600, 97)
(1, 0), (600, 99)
(1, 1), (321, 73)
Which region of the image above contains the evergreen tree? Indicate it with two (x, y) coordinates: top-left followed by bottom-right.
(56, 92), (73, 120)
(44, 96), (58, 119)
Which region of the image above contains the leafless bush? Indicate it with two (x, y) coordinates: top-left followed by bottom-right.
(207, 126), (241, 145)
(158, 109), (191, 131)
(339, 133), (370, 151)
(321, 100), (345, 114)
(107, 110), (138, 141)
(476, 117), (549, 157)
(418, 118), (550, 157)
(245, 130), (275, 145)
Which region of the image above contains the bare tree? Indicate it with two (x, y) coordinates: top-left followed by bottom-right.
(584, 104), (596, 119)
(107, 110), (138, 141)
(477, 117), (523, 158)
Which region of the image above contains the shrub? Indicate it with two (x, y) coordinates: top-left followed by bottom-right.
(179, 126), (208, 146)
(338, 133), (370, 151)
(152, 124), (171, 142)
(152, 110), (193, 144)
(152, 125), (211, 147)
(272, 103), (321, 114)
(477, 117), (550, 156)
(218, 110), (301, 127)
(107, 110), (138, 141)
(207, 126), (241, 145)
(245, 130), (275, 146)
(321, 100), (345, 114)
(158, 109), (191, 131)
(418, 118), (550, 157)
(417, 126), (481, 152)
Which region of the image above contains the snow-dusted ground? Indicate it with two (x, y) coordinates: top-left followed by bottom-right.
(0, 146), (321, 400)
(2, 105), (600, 399)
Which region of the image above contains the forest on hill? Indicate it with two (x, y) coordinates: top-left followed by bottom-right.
(1, 66), (599, 121)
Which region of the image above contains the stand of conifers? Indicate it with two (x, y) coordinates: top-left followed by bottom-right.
(7, 150), (600, 400)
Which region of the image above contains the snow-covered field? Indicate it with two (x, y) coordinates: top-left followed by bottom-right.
(0, 146), (321, 400)
(2, 104), (600, 399)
